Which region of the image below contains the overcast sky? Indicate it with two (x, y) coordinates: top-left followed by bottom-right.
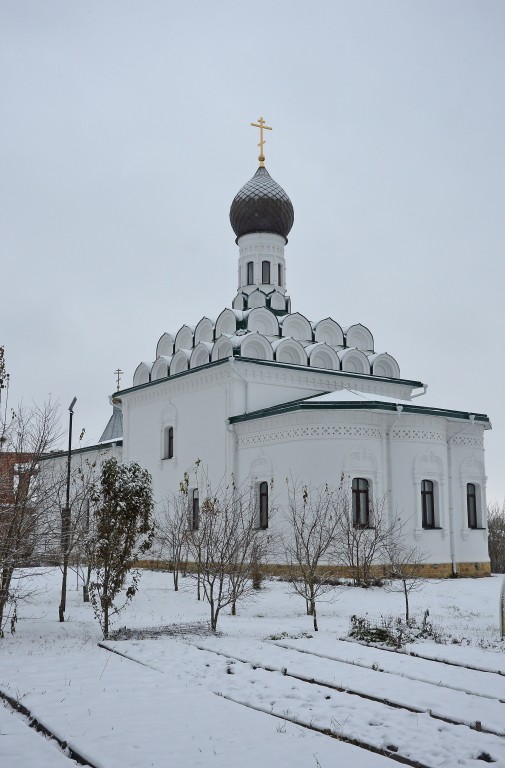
(1, 1), (504, 501)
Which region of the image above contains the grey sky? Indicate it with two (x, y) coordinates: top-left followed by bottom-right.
(2, 1), (504, 501)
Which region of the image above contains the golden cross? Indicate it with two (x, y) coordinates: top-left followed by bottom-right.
(114, 368), (123, 392)
(250, 116), (272, 167)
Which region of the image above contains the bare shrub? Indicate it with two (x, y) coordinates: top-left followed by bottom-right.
(283, 481), (343, 632)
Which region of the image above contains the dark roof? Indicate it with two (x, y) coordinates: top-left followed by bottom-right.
(229, 166), (294, 241)
(98, 405), (123, 443)
(229, 398), (491, 426)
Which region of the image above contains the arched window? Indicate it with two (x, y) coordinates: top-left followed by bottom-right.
(162, 426), (174, 459)
(467, 483), (477, 529)
(262, 261), (270, 284)
(352, 478), (370, 528)
(421, 480), (435, 528)
(278, 263), (283, 287)
(259, 481), (268, 529)
(247, 261), (254, 285)
(190, 489), (199, 531)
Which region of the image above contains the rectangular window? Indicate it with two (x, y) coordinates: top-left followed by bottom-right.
(278, 263), (282, 287)
(352, 478), (370, 528)
(190, 489), (199, 531)
(467, 483), (477, 529)
(259, 481), (268, 529)
(163, 426), (174, 459)
(262, 260), (270, 284)
(421, 479), (435, 528)
(247, 261), (254, 285)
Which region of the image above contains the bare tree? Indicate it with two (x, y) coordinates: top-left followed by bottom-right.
(334, 494), (389, 586)
(0, 398), (61, 634)
(284, 482), (343, 632)
(155, 490), (190, 591)
(186, 476), (270, 631)
(488, 502), (505, 573)
(382, 525), (427, 624)
(40, 449), (104, 602)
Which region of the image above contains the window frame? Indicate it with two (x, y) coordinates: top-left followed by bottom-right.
(162, 426), (174, 460)
(258, 481), (269, 529)
(261, 260), (270, 284)
(278, 263), (282, 287)
(352, 477), (370, 528)
(421, 479), (435, 529)
(247, 261), (254, 285)
(467, 482), (478, 529)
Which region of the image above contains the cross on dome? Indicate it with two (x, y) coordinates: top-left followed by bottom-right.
(250, 116), (272, 167)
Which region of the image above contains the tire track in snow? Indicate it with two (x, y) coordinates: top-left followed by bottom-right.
(96, 642), (430, 768)
(339, 637), (505, 677)
(0, 686), (100, 768)
(271, 639), (505, 705)
(193, 642), (505, 736)
(97, 640), (505, 767)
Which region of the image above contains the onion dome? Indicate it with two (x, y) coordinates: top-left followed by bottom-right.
(230, 166), (294, 242)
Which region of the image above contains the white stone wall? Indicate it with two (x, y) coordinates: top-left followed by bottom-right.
(118, 358), (490, 570)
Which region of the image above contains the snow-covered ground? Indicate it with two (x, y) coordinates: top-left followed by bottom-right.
(1, 569), (504, 768)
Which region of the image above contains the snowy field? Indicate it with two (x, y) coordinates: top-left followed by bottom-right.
(1, 569), (504, 768)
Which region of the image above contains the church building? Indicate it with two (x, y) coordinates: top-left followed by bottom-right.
(87, 121), (491, 576)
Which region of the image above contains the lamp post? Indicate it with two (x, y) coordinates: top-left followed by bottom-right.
(59, 396), (76, 623)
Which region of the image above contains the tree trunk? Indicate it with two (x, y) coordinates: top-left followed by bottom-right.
(403, 580), (410, 625)
(104, 599), (109, 639)
(312, 600), (318, 632)
(231, 600), (236, 616)
(59, 554), (68, 622)
(82, 564), (91, 603)
(0, 566), (14, 631)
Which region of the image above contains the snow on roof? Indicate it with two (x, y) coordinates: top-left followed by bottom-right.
(307, 388), (412, 406)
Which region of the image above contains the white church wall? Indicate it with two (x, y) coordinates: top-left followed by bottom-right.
(233, 408), (490, 569)
(121, 370), (232, 505)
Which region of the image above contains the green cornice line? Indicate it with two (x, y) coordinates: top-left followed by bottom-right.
(115, 357), (423, 399)
(229, 400), (490, 425)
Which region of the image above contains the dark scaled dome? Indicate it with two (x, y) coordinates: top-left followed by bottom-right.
(230, 166), (294, 241)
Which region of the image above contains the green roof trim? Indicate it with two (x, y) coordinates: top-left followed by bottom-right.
(114, 356), (423, 399)
(229, 400), (491, 426)
(40, 440), (123, 462)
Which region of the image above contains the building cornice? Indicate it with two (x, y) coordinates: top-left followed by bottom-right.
(229, 400), (491, 427)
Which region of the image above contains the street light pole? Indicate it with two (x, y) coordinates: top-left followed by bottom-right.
(59, 396), (76, 623)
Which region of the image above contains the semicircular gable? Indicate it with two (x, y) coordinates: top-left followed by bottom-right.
(194, 317), (214, 344)
(133, 362), (151, 387)
(345, 323), (374, 352)
(190, 343), (211, 369)
(339, 348), (370, 375)
(151, 356), (171, 381)
(239, 332), (274, 361)
(369, 353), (400, 379)
(211, 335), (234, 361)
(269, 291), (286, 311)
(156, 333), (175, 358)
(247, 289), (267, 309)
(281, 312), (313, 342)
(273, 338), (307, 366)
(247, 307), (279, 336)
(307, 343), (339, 370)
(314, 318), (344, 347)
(174, 325), (194, 351)
(215, 309), (237, 336)
(170, 349), (191, 375)
(232, 293), (247, 310)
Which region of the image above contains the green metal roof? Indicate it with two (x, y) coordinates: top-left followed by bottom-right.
(229, 399), (490, 426)
(114, 356), (423, 399)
